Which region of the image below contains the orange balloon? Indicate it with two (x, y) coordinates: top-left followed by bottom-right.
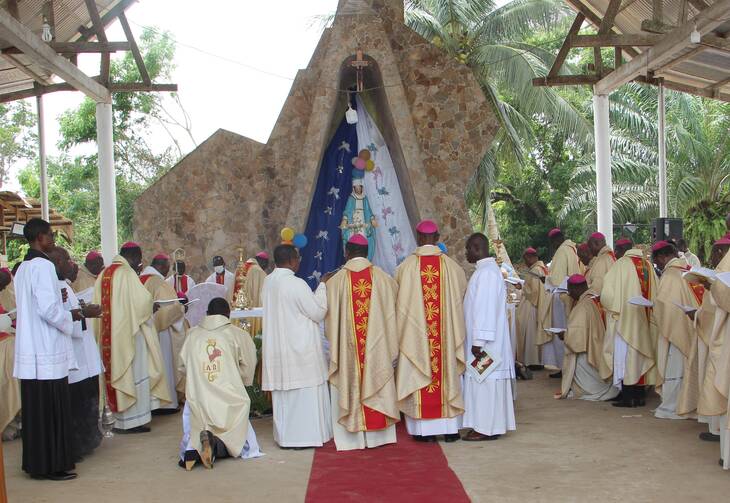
(359, 149), (371, 161)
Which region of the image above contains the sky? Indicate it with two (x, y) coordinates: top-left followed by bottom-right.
(7, 0), (340, 189)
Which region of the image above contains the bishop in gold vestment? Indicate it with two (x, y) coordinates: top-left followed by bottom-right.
(652, 242), (703, 419)
(326, 235), (399, 450)
(395, 220), (466, 441)
(71, 251), (104, 294)
(586, 232), (616, 295)
(93, 243), (171, 432)
(516, 248), (548, 367)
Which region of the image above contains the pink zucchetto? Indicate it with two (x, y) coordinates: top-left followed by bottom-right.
(615, 238), (633, 247)
(348, 234), (369, 246)
(255, 252), (269, 260)
(713, 237), (730, 246)
(567, 274), (587, 285)
(416, 220), (439, 234)
(121, 242), (141, 250)
(547, 228), (562, 238)
(589, 232), (605, 240)
(523, 247), (538, 255)
(85, 251), (102, 261)
(651, 240), (671, 252)
(153, 253), (170, 261)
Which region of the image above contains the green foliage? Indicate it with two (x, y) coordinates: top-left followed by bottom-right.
(0, 101), (37, 184)
(16, 28), (180, 258)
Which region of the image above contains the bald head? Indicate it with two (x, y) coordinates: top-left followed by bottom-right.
(47, 246), (73, 281)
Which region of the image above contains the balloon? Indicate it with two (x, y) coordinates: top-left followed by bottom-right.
(293, 233), (308, 249)
(359, 149), (371, 161)
(365, 160), (375, 171)
(354, 158), (366, 170)
(281, 227), (295, 242)
(437, 242), (448, 254)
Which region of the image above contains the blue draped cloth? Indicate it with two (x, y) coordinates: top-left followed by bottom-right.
(297, 112), (357, 289)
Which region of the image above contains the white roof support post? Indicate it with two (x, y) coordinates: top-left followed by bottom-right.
(36, 95), (49, 221)
(593, 92), (614, 248)
(96, 102), (117, 264)
(658, 81), (668, 218)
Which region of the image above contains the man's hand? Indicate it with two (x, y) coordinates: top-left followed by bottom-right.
(539, 276), (546, 284)
(71, 309), (84, 321)
(81, 304), (102, 319)
(153, 302), (161, 313)
(471, 345), (482, 358)
(61, 288), (68, 303)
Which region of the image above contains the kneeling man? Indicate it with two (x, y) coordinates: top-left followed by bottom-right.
(559, 275), (619, 401)
(326, 235), (399, 450)
(178, 298), (262, 469)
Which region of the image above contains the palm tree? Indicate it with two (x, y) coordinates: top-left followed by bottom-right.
(404, 0), (593, 228)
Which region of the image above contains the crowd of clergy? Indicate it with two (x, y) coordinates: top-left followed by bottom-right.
(2, 211), (730, 482)
(514, 214), (730, 471)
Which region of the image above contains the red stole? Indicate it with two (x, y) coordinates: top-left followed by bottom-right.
(683, 265), (705, 305)
(215, 273), (225, 285)
(175, 275), (188, 293)
(418, 255), (444, 419)
(591, 296), (607, 328)
(139, 274), (152, 285)
(348, 266), (387, 430)
(100, 263), (122, 412)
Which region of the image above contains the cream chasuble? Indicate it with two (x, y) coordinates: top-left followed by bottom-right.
(244, 260), (267, 335)
(395, 245), (467, 426)
(518, 261), (548, 366)
(654, 257), (703, 418)
(93, 256), (171, 419)
(71, 265), (98, 294)
(560, 291), (618, 400)
(586, 246), (615, 295)
(140, 266), (186, 408)
(0, 280), (15, 314)
(0, 334), (20, 433)
(179, 315), (257, 457)
(601, 249), (659, 386)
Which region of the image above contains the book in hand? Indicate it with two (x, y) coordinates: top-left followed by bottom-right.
(467, 349), (501, 383)
(628, 296), (653, 307)
(682, 267), (717, 283)
(544, 327), (566, 334)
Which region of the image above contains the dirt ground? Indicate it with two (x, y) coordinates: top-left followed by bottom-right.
(3, 372), (728, 502)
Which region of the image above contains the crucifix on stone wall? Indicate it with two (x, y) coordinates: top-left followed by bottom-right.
(350, 49), (369, 92)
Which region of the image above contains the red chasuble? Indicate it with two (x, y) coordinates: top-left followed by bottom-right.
(348, 266), (387, 430)
(418, 255), (444, 419)
(100, 263), (122, 412)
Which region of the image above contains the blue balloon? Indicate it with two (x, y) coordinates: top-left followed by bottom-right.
(437, 242), (448, 254)
(293, 233), (308, 249)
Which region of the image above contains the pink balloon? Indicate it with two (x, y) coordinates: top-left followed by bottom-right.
(355, 158), (366, 170)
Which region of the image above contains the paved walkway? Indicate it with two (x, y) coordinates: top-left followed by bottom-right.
(3, 372), (728, 502)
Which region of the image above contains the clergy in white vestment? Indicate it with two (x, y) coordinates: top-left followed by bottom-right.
(542, 228), (581, 375)
(461, 233), (516, 441)
(325, 235), (399, 451)
(140, 254), (186, 412)
(166, 260), (196, 296)
(178, 298), (262, 470)
(93, 242), (172, 433)
(14, 219), (96, 480)
(71, 251), (104, 294)
(205, 255), (235, 303)
(48, 247), (104, 461)
(395, 220), (466, 442)
(652, 241), (703, 420)
(261, 244), (332, 448)
(559, 275), (619, 401)
(678, 239), (702, 269)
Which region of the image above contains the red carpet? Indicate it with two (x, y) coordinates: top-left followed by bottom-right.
(305, 423), (470, 502)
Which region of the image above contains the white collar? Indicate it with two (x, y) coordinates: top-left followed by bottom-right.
(476, 257), (497, 268)
(141, 265), (163, 278)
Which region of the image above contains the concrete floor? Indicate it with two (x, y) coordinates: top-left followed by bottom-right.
(3, 372), (728, 503)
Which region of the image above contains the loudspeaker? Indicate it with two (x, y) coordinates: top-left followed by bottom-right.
(652, 218), (683, 242)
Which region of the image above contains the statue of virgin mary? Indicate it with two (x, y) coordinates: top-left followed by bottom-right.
(340, 174), (377, 260)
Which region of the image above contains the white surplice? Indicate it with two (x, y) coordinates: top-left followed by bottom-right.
(61, 282), (101, 384)
(262, 268), (332, 447)
(166, 274), (197, 295)
(461, 257), (516, 437)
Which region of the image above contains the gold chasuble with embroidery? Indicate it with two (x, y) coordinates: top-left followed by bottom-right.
(395, 245), (467, 420)
(326, 258), (399, 433)
(93, 256), (171, 413)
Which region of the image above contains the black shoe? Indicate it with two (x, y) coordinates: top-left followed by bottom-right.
(549, 371), (562, 379)
(413, 435), (436, 442)
(113, 425), (151, 434)
(611, 401), (637, 408)
(36, 471), (77, 481)
(443, 434), (460, 443)
(700, 432), (721, 442)
(528, 365), (545, 371)
(609, 392), (623, 402)
(152, 408), (180, 416)
(720, 459), (724, 467)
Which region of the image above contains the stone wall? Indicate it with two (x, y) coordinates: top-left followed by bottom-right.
(133, 1), (499, 278)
